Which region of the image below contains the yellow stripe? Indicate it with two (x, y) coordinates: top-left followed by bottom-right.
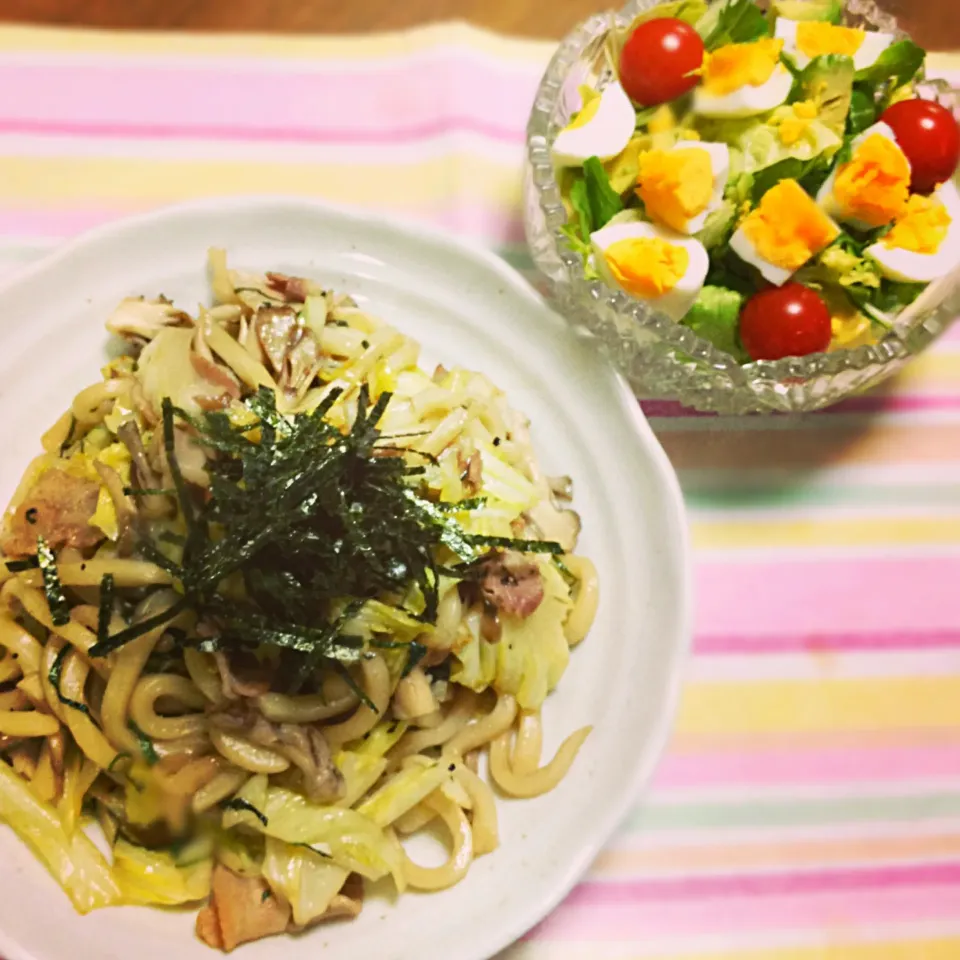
(694, 515), (960, 550)
(881, 348), (960, 387)
(677, 677), (960, 736)
(0, 23), (554, 63)
(661, 937), (960, 960)
(593, 833), (960, 875)
(930, 52), (960, 72)
(1, 155), (520, 211)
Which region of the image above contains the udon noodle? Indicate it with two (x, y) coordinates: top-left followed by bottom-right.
(0, 251), (598, 951)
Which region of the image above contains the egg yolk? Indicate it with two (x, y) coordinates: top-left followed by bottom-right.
(701, 38), (784, 96)
(778, 100), (819, 146)
(795, 22), (866, 60)
(833, 134), (911, 226)
(566, 91), (602, 132)
(882, 193), (952, 254)
(742, 179), (840, 271)
(637, 148), (714, 232)
(830, 311), (875, 351)
(604, 237), (690, 298)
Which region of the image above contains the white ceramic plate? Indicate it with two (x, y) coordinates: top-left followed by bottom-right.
(0, 198), (691, 960)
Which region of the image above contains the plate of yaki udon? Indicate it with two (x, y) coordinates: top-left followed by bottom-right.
(0, 199), (689, 960)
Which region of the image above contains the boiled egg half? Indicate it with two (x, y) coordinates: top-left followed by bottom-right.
(817, 122), (912, 230)
(591, 216), (710, 320)
(731, 178), (840, 285)
(866, 180), (960, 283)
(694, 38), (794, 119)
(775, 18), (895, 71)
(637, 142), (731, 235)
(552, 80), (635, 167)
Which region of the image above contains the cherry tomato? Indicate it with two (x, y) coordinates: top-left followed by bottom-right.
(619, 18), (705, 107)
(739, 284), (832, 362)
(881, 98), (960, 194)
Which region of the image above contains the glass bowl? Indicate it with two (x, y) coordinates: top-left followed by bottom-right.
(523, 0), (960, 414)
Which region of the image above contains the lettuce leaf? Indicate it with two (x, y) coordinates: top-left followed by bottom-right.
(855, 40), (925, 88)
(681, 286), (748, 362)
(697, 0), (771, 50)
(847, 86), (878, 136)
(583, 157), (624, 232)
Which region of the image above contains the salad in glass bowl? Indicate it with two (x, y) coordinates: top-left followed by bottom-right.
(524, 0), (960, 413)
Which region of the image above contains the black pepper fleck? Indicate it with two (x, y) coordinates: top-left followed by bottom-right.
(25, 508), (38, 525)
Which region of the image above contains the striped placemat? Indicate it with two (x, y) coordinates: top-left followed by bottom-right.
(2, 22), (960, 960)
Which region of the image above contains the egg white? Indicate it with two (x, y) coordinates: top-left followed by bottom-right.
(552, 80), (636, 167)
(774, 18), (895, 71)
(866, 180), (960, 283)
(694, 64), (794, 119)
(643, 142), (731, 235)
(730, 198), (840, 286)
(590, 220), (710, 320)
(817, 121), (910, 230)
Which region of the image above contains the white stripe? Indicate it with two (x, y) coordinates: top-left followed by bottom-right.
(688, 650), (960, 682)
(651, 778), (960, 804)
(0, 42), (551, 75)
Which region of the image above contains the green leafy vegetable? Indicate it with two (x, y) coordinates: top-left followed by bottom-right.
(751, 154), (831, 201)
(847, 85), (878, 136)
(681, 286), (749, 362)
(798, 54), (855, 135)
(771, 0), (843, 24)
(697, 0), (771, 50)
(48, 645), (92, 717)
(696, 200), (738, 250)
(855, 40), (925, 88)
(568, 177), (592, 240)
(127, 720), (159, 767)
(36, 536), (69, 627)
(582, 157), (623, 232)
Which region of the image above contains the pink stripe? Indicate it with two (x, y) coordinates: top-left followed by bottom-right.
(696, 629), (960, 654)
(567, 862), (960, 903)
(0, 203), (526, 246)
(696, 557), (960, 637)
(641, 391), (960, 419)
(0, 116), (523, 146)
(0, 61), (533, 142)
(527, 884), (960, 940)
(656, 742), (960, 789)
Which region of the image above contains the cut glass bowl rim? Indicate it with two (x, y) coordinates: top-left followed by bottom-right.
(525, 0), (960, 391)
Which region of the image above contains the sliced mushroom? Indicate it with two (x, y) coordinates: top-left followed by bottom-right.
(265, 271), (316, 304)
(106, 296), (191, 341)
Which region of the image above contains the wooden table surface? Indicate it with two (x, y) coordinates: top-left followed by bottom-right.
(0, 0), (957, 49)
